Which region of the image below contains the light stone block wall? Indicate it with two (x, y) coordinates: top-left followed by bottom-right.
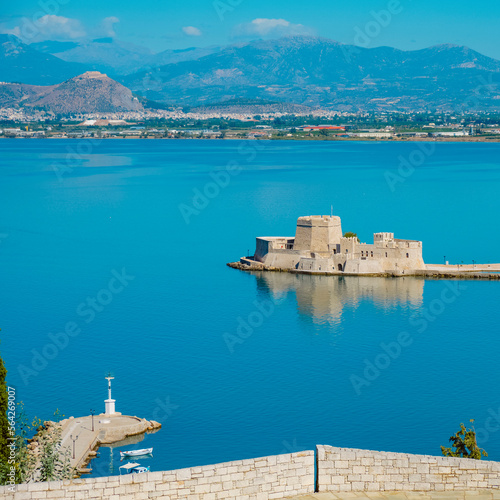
(0, 451), (314, 500)
(316, 445), (500, 493)
(293, 216), (342, 253)
(3, 446), (500, 499)
(264, 249), (302, 269)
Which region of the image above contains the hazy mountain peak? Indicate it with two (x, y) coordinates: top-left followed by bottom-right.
(0, 34), (20, 44)
(0, 35), (87, 84)
(0, 71), (143, 113)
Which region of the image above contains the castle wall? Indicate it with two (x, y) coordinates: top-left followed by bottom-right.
(262, 249), (302, 269)
(1, 451), (314, 500)
(339, 236), (425, 274)
(317, 445), (500, 493)
(255, 237), (295, 264)
(254, 237), (270, 263)
(297, 257), (331, 272)
(344, 259), (384, 274)
(4, 446), (499, 499)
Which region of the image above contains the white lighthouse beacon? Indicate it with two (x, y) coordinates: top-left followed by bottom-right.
(104, 373), (116, 415)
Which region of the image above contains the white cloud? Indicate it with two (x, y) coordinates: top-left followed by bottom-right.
(233, 18), (315, 39)
(182, 26), (202, 37)
(0, 15), (122, 43)
(36, 15), (86, 39)
(1, 15), (86, 42)
(0, 25), (21, 38)
(100, 16), (120, 38)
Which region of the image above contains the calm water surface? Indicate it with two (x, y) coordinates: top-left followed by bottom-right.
(0, 139), (499, 476)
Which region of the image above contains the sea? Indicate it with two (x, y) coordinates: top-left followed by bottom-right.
(0, 138), (499, 476)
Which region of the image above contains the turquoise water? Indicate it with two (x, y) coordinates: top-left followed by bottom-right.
(0, 139), (499, 476)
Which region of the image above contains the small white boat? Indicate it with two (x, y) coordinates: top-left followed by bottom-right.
(119, 448), (153, 458)
(119, 462), (150, 474)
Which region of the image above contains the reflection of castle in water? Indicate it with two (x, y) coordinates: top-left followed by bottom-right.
(254, 272), (424, 324)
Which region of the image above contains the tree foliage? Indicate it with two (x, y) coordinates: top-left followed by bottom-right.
(36, 420), (72, 482)
(343, 232), (360, 242)
(0, 404), (73, 484)
(1, 402), (37, 484)
(0, 340), (73, 485)
(441, 419), (487, 460)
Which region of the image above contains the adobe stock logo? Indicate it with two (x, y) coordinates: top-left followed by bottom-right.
(151, 396), (179, 423)
(341, 0), (407, 63)
(8, 0), (71, 43)
(475, 407), (500, 445)
(385, 142), (436, 192)
(179, 164), (241, 224)
(353, 0), (404, 48)
(18, 269), (135, 385)
(223, 292), (287, 353)
(179, 141), (266, 224)
(213, 0), (245, 21)
(350, 281), (464, 396)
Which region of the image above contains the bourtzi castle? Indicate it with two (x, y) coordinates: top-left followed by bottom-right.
(240, 215), (426, 275)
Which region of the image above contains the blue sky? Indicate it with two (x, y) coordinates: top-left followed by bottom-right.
(1, 0), (500, 59)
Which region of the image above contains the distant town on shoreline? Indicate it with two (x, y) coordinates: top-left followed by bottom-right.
(2, 108), (500, 141)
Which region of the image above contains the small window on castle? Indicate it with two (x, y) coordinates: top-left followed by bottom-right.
(385, 252), (388, 258)
(346, 249), (348, 253)
(406, 253), (409, 258)
(361, 251), (364, 256)
(371, 251), (373, 257)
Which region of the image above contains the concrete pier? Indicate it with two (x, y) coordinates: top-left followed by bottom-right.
(228, 260), (500, 280)
(425, 263), (500, 273)
(58, 413), (161, 474)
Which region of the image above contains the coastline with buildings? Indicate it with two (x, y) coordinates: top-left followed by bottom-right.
(229, 215), (500, 280)
(2, 108), (500, 141)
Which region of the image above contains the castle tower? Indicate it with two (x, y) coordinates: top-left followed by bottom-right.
(293, 215), (343, 253)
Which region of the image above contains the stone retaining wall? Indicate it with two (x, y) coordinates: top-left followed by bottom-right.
(316, 445), (500, 493)
(0, 450), (314, 500)
(2, 446), (500, 499)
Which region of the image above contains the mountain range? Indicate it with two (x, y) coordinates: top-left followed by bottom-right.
(30, 37), (222, 76)
(1, 34), (500, 112)
(123, 37), (500, 111)
(0, 34), (87, 85)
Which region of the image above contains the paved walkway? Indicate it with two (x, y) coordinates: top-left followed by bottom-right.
(60, 414), (101, 469)
(285, 492), (500, 500)
(426, 263), (500, 272)
(59, 413), (158, 471)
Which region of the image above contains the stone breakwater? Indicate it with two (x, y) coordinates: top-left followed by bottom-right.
(1, 446), (498, 499)
(227, 261), (500, 280)
(58, 414), (161, 475)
